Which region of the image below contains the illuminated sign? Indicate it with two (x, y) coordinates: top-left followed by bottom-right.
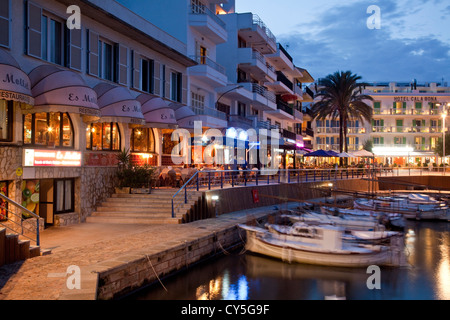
(24, 149), (82, 167)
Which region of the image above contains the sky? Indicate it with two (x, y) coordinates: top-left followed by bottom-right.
(235, 0), (450, 84)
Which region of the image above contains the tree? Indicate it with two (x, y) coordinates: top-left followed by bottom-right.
(434, 133), (450, 157)
(311, 71), (374, 164)
(363, 139), (373, 153)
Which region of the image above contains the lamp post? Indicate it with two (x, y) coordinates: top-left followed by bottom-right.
(215, 85), (244, 110)
(440, 102), (450, 175)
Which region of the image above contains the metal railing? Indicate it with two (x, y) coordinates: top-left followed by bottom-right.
(0, 193), (40, 246)
(190, 55), (226, 74)
(252, 14), (276, 44)
(252, 83), (276, 103)
(189, 4), (226, 29)
(170, 167), (450, 217)
(191, 106), (228, 120)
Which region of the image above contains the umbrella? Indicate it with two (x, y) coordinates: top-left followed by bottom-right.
(304, 149), (335, 157)
(351, 150), (374, 157)
(337, 152), (353, 158)
(326, 150), (339, 157)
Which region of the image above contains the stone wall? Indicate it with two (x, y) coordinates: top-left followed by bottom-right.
(79, 167), (118, 222)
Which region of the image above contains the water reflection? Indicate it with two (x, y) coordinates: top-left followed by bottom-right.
(130, 221), (450, 300)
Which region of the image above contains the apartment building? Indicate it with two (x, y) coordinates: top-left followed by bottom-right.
(311, 81), (450, 166)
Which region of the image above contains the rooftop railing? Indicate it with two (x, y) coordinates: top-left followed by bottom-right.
(189, 4), (226, 29)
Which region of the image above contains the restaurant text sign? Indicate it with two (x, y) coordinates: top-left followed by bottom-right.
(24, 149), (82, 167)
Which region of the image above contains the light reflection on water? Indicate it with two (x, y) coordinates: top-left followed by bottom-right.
(130, 221), (450, 300)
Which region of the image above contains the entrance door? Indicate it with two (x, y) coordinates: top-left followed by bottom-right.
(39, 179), (54, 225)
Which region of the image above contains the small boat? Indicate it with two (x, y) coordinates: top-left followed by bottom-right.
(283, 211), (386, 231)
(266, 222), (400, 245)
(354, 196), (449, 221)
(238, 224), (393, 268)
(321, 207), (405, 231)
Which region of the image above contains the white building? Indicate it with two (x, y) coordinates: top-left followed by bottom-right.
(311, 81), (450, 166)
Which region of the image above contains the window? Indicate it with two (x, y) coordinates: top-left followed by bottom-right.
(0, 100), (13, 142)
(373, 137), (384, 145)
(394, 137), (406, 145)
(0, 0), (10, 48)
(171, 72), (182, 102)
(373, 102), (381, 114)
(141, 58), (154, 93)
(191, 92), (205, 112)
(54, 179), (74, 214)
(131, 128), (155, 153)
(86, 122), (120, 151)
(41, 15), (64, 65)
(237, 102), (246, 117)
(162, 129), (179, 155)
(99, 39), (114, 81)
(23, 112), (74, 148)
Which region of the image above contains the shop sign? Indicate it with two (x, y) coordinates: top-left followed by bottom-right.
(24, 149), (82, 167)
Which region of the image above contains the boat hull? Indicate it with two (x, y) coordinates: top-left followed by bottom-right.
(242, 227), (391, 268)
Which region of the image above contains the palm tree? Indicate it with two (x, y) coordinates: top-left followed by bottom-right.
(311, 71), (373, 163)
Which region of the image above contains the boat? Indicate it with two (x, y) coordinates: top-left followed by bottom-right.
(238, 224), (394, 268)
(354, 195), (450, 221)
(266, 222), (400, 245)
(282, 211), (386, 231)
(320, 207), (405, 231)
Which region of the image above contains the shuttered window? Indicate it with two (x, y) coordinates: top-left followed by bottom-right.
(0, 0), (10, 48)
(116, 44), (128, 86)
(87, 29), (99, 77)
(67, 28), (82, 71)
(27, 1), (42, 58)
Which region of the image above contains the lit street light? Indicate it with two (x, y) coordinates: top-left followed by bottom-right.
(439, 102), (450, 175)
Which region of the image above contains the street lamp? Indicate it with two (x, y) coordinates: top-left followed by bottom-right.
(215, 85), (244, 110)
(439, 102), (450, 174)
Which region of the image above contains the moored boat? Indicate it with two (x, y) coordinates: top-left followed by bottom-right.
(238, 224), (398, 268)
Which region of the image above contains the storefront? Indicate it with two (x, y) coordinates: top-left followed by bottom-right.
(0, 49), (35, 223)
(23, 65), (100, 226)
(91, 83), (145, 167)
(137, 94), (178, 166)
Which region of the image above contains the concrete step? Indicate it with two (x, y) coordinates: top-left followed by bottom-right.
(18, 240), (30, 261)
(29, 246), (41, 258)
(96, 204), (193, 212)
(92, 211), (177, 218)
(86, 216), (182, 225)
(102, 197), (200, 205)
(111, 191), (203, 198)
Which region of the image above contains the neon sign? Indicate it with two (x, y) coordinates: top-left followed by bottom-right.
(24, 149), (82, 167)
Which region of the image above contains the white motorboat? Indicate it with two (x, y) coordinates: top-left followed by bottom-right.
(238, 224), (394, 268)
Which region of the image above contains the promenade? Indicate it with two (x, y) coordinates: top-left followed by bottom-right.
(0, 204), (281, 300)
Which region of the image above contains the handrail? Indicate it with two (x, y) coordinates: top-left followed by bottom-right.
(171, 171), (200, 218)
(0, 193), (40, 246)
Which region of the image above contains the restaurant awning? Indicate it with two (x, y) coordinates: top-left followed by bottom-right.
(170, 102), (198, 130)
(137, 93), (178, 129)
(29, 65), (99, 118)
(94, 83), (145, 125)
(0, 49), (34, 106)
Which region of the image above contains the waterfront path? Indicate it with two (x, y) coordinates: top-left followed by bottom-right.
(0, 203), (292, 300)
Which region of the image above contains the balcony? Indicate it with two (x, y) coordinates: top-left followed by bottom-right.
(282, 129), (297, 141)
(238, 48), (276, 81)
(265, 43), (295, 72)
(237, 13), (277, 54)
(189, 4), (227, 44)
(189, 55), (228, 87)
(372, 126), (443, 134)
(239, 82), (276, 111)
(228, 114), (254, 130)
(304, 127), (314, 138)
(190, 105), (228, 128)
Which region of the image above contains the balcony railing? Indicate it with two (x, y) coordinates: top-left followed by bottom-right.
(373, 109), (447, 116)
(277, 99), (294, 115)
(282, 129), (297, 140)
(276, 71), (294, 91)
(191, 106), (227, 121)
(252, 83), (276, 103)
(252, 14), (276, 44)
(189, 4), (226, 29)
(190, 55), (226, 74)
(372, 126), (443, 133)
(277, 43), (293, 62)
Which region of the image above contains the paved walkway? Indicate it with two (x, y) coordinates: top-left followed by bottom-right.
(0, 203), (293, 300)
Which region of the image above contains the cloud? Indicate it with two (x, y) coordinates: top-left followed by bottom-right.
(277, 0), (450, 83)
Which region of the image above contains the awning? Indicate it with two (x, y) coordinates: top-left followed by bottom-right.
(29, 65), (99, 117)
(170, 103), (198, 130)
(351, 150), (375, 157)
(94, 83), (145, 125)
(137, 94), (177, 129)
(0, 49), (34, 106)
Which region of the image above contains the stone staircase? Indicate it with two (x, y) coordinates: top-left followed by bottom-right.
(86, 189), (204, 225)
(0, 228), (41, 267)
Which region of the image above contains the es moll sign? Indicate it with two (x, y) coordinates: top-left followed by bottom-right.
(24, 149), (82, 167)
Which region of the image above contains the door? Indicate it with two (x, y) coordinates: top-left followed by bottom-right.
(39, 179), (54, 224)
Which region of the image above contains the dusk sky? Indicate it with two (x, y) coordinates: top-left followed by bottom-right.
(236, 0), (450, 84)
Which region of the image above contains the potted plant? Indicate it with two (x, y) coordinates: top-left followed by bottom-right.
(115, 148), (156, 194)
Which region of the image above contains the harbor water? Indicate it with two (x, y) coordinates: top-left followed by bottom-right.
(129, 220), (450, 300)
